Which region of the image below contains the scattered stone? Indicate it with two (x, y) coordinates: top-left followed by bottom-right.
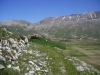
(11, 61), (15, 65)
(76, 66), (84, 71)
(0, 56), (6, 63)
(27, 67), (30, 71)
(13, 50), (16, 54)
(0, 64), (5, 69)
(12, 43), (17, 48)
(23, 50), (27, 53)
(7, 64), (12, 68)
(35, 65), (40, 71)
(29, 61), (35, 65)
(41, 70), (49, 73)
(28, 50), (33, 54)
(24, 37), (28, 45)
(12, 66), (20, 72)
(29, 70), (35, 74)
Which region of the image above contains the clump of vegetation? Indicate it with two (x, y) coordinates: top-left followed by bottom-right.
(29, 37), (66, 50)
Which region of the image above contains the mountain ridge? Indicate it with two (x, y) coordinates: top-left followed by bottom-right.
(0, 11), (100, 38)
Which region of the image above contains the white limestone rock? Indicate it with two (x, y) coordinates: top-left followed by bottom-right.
(7, 64), (12, 68)
(5, 47), (10, 50)
(24, 37), (28, 44)
(35, 65), (40, 71)
(0, 64), (5, 69)
(11, 61), (15, 65)
(28, 50), (33, 54)
(3, 40), (8, 46)
(0, 56), (6, 63)
(18, 49), (22, 53)
(25, 70), (34, 75)
(29, 61), (35, 65)
(13, 50), (17, 54)
(12, 66), (20, 72)
(29, 71), (34, 74)
(20, 39), (25, 44)
(6, 47), (11, 53)
(12, 43), (17, 48)
(23, 50), (28, 53)
(76, 66), (84, 71)
(41, 70), (49, 73)
(9, 38), (15, 44)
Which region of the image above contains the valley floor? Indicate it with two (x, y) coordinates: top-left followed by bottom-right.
(61, 39), (100, 71)
(28, 38), (100, 75)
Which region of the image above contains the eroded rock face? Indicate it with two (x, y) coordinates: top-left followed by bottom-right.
(0, 28), (29, 73)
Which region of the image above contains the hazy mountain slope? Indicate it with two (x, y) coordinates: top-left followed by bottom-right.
(33, 11), (100, 38)
(0, 20), (36, 35)
(0, 11), (100, 38)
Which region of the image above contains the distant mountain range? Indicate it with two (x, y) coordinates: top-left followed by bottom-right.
(0, 11), (100, 38)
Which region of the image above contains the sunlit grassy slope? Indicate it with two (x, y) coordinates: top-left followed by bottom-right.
(29, 38), (100, 75)
(0, 26), (100, 75)
(29, 38), (66, 50)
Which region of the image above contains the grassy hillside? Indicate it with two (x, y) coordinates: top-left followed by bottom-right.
(36, 20), (100, 39)
(29, 38), (100, 75)
(0, 27), (100, 75)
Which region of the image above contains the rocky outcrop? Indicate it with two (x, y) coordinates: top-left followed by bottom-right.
(0, 27), (28, 71)
(0, 27), (49, 75)
(0, 34), (29, 70)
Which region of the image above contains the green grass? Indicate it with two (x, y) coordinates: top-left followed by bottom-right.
(29, 38), (66, 50)
(0, 68), (20, 75)
(29, 40), (99, 75)
(0, 27), (20, 39)
(29, 42), (78, 75)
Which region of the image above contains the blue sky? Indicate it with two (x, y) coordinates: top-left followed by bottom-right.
(0, 0), (100, 23)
